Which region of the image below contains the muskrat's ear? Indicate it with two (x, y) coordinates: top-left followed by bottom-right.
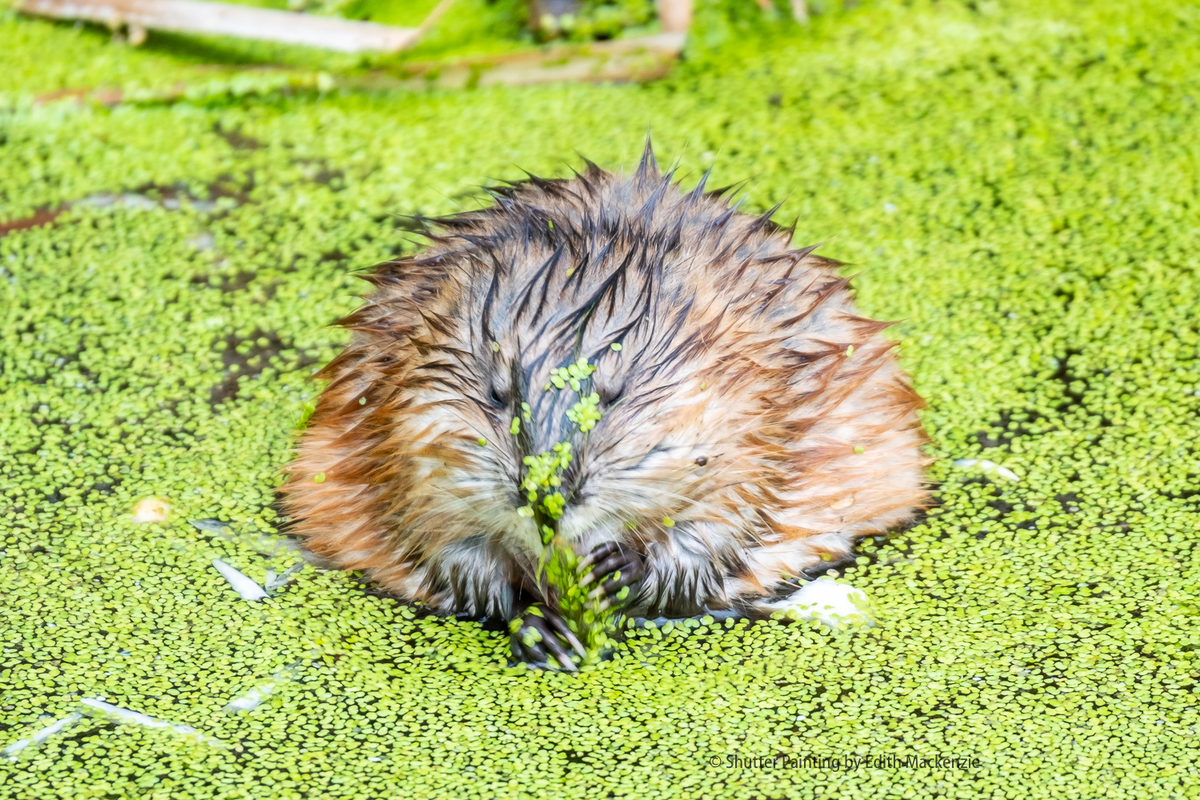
(634, 135), (660, 189)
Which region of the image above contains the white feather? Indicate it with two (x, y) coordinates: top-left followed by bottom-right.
(226, 682), (277, 712)
(757, 577), (871, 627)
(211, 559), (269, 601)
(3, 713), (83, 757)
(954, 458), (1020, 482)
(81, 699), (222, 745)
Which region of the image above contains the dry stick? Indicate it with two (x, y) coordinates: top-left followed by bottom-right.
(355, 32), (687, 91)
(655, 0), (692, 33)
(28, 31), (687, 108)
(15, 0), (424, 53)
(413, 0), (458, 40)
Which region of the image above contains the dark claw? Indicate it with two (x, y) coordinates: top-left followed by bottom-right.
(510, 604), (583, 670)
(578, 541), (645, 606)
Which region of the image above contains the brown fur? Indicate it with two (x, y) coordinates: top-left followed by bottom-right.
(280, 146), (932, 622)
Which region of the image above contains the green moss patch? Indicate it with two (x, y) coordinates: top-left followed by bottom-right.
(2, 0), (1199, 797)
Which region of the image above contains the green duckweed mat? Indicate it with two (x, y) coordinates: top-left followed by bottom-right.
(2, 1), (1199, 797)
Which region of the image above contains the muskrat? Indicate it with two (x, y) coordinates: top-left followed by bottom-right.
(280, 143), (931, 668)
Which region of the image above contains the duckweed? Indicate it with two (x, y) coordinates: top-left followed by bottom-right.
(2, 0), (1199, 798)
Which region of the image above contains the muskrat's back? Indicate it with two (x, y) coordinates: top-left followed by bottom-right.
(281, 145), (930, 630)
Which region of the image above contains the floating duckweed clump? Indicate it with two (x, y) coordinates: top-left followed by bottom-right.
(2, 0), (1200, 798)
(519, 357), (619, 666)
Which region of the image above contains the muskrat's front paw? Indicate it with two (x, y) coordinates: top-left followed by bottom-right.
(578, 541), (644, 609)
(509, 604), (585, 671)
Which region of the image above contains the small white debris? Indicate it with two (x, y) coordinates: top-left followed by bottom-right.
(76, 193), (118, 208)
(264, 562), (305, 593)
(226, 664), (306, 712)
(759, 577), (872, 627)
(119, 194), (159, 210)
(188, 232), (216, 251)
(83, 699), (192, 731)
(301, 548), (339, 570)
(212, 559), (269, 601)
(190, 518), (233, 533)
(81, 699), (221, 745)
(164, 198), (217, 212)
(954, 458), (1021, 482)
(132, 497), (170, 523)
(226, 682), (276, 712)
(77, 193), (158, 210)
(4, 713), (83, 757)
(884, 202), (897, 213)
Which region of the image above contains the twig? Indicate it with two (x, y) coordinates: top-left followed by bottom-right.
(414, 0), (458, 40)
(655, 0), (692, 33)
(360, 32), (686, 91)
(25, 30), (687, 110)
(16, 0), (424, 53)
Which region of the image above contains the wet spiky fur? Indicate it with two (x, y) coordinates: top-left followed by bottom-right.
(280, 144), (932, 623)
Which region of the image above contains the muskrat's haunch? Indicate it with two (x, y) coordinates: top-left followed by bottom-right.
(280, 144), (932, 667)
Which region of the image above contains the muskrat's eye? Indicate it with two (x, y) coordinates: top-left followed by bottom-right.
(597, 378), (625, 406)
(488, 385), (509, 408)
